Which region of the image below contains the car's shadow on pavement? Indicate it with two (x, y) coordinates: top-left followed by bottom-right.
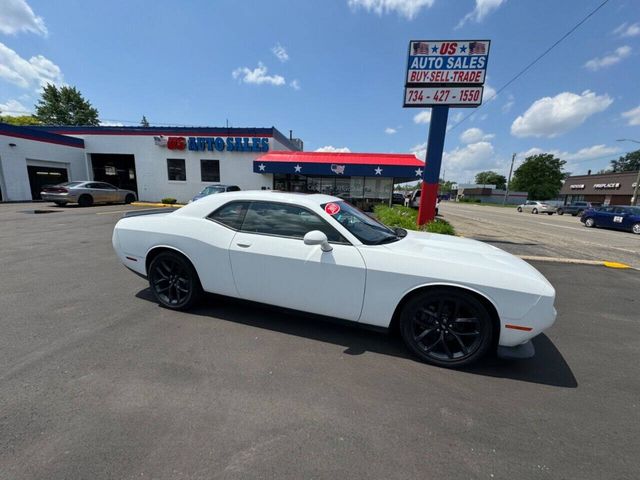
(135, 289), (577, 389)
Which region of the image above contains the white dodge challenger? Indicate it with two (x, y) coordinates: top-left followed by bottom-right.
(112, 191), (557, 368)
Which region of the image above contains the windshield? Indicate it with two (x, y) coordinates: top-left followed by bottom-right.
(202, 186), (226, 195)
(321, 201), (400, 245)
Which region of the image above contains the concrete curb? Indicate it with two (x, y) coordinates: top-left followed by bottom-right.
(130, 202), (184, 208)
(518, 255), (633, 269)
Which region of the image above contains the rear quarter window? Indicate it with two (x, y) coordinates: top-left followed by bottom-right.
(207, 201), (249, 230)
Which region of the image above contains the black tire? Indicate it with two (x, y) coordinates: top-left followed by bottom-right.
(517, 207), (522, 212)
(124, 193), (135, 204)
(547, 212), (553, 215)
(78, 194), (93, 207)
(557, 209), (564, 215)
(632, 223), (640, 235)
(148, 251), (202, 310)
(54, 202), (66, 207)
(584, 217), (596, 228)
(399, 288), (494, 368)
(571, 212), (578, 216)
(532, 208), (538, 214)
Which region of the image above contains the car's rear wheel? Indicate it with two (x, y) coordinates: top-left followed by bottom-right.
(532, 208), (538, 214)
(584, 217), (596, 228)
(557, 208), (564, 215)
(148, 251), (202, 310)
(399, 288), (494, 368)
(78, 194), (93, 207)
(124, 193), (135, 204)
(517, 207), (522, 212)
(632, 223), (640, 235)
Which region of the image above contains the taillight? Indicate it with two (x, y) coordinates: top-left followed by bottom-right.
(44, 187), (68, 193)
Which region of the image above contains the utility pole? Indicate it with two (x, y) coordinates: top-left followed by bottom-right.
(616, 139), (640, 205)
(503, 153), (516, 205)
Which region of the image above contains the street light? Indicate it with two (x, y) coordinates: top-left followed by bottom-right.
(616, 139), (640, 206)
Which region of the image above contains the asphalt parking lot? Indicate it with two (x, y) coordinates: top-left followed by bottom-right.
(1, 203), (639, 479)
(441, 202), (640, 269)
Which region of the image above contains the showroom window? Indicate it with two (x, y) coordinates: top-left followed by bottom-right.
(167, 158), (186, 181)
(200, 160), (220, 182)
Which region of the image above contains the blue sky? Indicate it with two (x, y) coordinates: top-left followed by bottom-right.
(1, 0), (639, 183)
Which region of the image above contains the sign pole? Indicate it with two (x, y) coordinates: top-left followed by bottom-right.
(417, 106), (449, 226)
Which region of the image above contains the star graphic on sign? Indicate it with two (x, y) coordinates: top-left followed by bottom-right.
(374, 167), (383, 175)
(431, 45), (438, 53)
(258, 163), (266, 171)
(415, 168), (423, 177)
(459, 44), (467, 53)
(294, 164), (302, 173)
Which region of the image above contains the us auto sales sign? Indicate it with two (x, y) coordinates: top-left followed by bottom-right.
(404, 40), (491, 108)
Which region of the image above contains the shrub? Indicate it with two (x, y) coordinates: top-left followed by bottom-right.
(373, 205), (456, 236)
(161, 197), (177, 205)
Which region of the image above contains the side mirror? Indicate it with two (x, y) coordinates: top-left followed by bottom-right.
(303, 230), (333, 252)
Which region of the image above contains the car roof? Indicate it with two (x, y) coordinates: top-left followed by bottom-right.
(176, 190), (341, 217)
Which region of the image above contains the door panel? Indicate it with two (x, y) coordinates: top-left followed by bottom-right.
(229, 232), (366, 321)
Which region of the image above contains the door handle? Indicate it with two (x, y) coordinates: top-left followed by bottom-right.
(236, 242), (252, 248)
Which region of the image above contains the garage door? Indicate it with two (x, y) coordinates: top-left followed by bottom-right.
(27, 166), (69, 200)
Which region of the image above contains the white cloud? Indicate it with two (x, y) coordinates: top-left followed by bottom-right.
(413, 110), (431, 124)
(584, 46), (631, 71)
(384, 127), (397, 134)
(290, 79), (301, 90)
(502, 94), (514, 113)
(347, 0), (435, 20)
(482, 82), (497, 104)
(444, 141), (495, 170)
(232, 62), (285, 86)
(460, 127), (494, 144)
(0, 0), (47, 36)
(0, 42), (63, 90)
(613, 22), (640, 38)
(271, 43), (289, 63)
(0, 98), (30, 116)
(410, 141), (428, 161)
(519, 144), (621, 162)
(511, 90), (613, 138)
(315, 145), (351, 153)
(457, 0), (506, 28)
(622, 105), (640, 126)
(99, 120), (125, 127)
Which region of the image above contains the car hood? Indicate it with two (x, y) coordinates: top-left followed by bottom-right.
(377, 230), (555, 297)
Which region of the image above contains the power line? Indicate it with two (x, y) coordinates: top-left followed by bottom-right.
(448, 0), (613, 132)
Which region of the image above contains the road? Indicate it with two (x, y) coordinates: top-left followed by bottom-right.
(0, 203), (639, 479)
(440, 202), (640, 268)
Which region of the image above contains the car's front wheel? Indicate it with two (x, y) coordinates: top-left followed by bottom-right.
(632, 223), (640, 235)
(399, 288), (494, 368)
(517, 207), (522, 212)
(124, 193), (135, 204)
(532, 208), (538, 214)
(584, 217), (596, 228)
(557, 208), (564, 215)
(148, 251), (202, 310)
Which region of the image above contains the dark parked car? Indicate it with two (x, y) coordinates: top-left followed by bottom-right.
(557, 201), (600, 216)
(581, 205), (640, 234)
(392, 192), (405, 205)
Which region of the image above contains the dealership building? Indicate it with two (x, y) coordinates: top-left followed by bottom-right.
(0, 123), (424, 207)
(559, 171), (639, 206)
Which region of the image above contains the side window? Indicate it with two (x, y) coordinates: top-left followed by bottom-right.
(207, 201), (249, 230)
(241, 201), (347, 242)
(167, 158), (186, 181)
(98, 182), (116, 190)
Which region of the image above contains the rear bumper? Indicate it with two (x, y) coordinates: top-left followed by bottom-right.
(41, 193), (77, 203)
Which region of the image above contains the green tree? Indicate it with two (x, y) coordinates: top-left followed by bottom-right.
(474, 170), (506, 189)
(140, 115), (150, 127)
(34, 84), (99, 125)
(510, 154), (566, 200)
(610, 150), (640, 172)
(439, 179), (456, 194)
(0, 115), (41, 126)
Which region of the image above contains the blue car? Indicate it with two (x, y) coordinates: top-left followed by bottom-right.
(580, 205), (640, 234)
(189, 184), (240, 203)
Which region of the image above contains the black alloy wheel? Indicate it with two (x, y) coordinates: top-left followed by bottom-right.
(557, 208), (564, 215)
(125, 194), (135, 204)
(148, 252), (202, 310)
(400, 289), (493, 368)
(78, 194), (93, 207)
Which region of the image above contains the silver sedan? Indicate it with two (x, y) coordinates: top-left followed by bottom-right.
(41, 181), (137, 207)
(516, 200), (557, 215)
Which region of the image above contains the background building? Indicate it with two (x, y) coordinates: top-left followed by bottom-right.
(560, 171), (638, 206)
(454, 184), (528, 205)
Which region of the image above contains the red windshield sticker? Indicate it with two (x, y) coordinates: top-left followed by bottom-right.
(325, 203), (341, 215)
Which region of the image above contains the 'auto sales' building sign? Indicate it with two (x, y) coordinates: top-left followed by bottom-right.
(154, 135), (269, 152)
(404, 40), (491, 108)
